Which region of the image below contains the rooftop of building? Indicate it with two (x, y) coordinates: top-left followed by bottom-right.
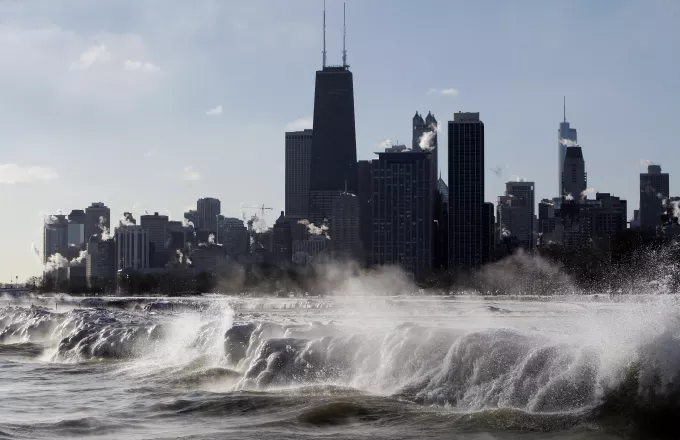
(564, 146), (584, 159)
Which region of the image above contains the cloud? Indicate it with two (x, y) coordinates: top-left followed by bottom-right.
(427, 88), (459, 96)
(285, 117), (312, 131)
(69, 43), (111, 70)
(123, 60), (160, 73)
(180, 166), (200, 181)
(0, 164), (59, 184)
(640, 159), (655, 166)
(205, 104), (223, 115)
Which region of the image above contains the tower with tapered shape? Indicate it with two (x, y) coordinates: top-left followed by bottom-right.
(308, 3), (357, 225)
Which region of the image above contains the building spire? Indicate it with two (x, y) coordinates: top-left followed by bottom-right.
(342, 2), (348, 67)
(563, 96), (566, 123)
(322, 0), (327, 68)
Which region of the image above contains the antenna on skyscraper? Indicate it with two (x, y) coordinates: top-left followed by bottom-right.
(322, 0), (327, 68)
(563, 96), (566, 123)
(342, 2), (348, 67)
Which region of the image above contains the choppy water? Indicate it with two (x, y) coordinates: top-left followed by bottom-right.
(1, 294), (679, 439)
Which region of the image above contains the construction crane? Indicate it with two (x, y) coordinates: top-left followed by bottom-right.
(240, 204), (273, 219)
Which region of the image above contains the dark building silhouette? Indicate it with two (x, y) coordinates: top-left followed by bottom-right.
(497, 182), (536, 251)
(308, 65), (357, 225)
(448, 112), (484, 271)
(273, 212), (293, 268)
(331, 192), (361, 261)
(538, 199), (557, 235)
(357, 160), (373, 265)
(640, 164), (669, 233)
(562, 146), (587, 199)
(433, 177), (449, 271)
(68, 209), (87, 225)
(140, 212), (169, 268)
(197, 197), (221, 232)
(558, 98), (578, 196)
(372, 147), (434, 279)
(482, 202), (495, 264)
(285, 129), (313, 218)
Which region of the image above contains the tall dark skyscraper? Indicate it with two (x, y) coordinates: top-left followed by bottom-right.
(197, 197), (221, 232)
(562, 146), (587, 199)
(448, 112), (485, 271)
(285, 129), (313, 218)
(357, 160), (373, 264)
(640, 164), (670, 232)
(372, 147), (434, 278)
(558, 98), (578, 196)
(308, 5), (357, 225)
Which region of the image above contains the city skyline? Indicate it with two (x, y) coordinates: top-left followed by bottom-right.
(2, 0), (680, 280)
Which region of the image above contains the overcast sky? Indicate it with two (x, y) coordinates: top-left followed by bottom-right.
(1, 0), (679, 281)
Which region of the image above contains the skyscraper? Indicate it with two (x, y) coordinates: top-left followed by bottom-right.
(197, 198), (221, 232)
(273, 212), (293, 267)
(285, 129), (313, 218)
(448, 112), (485, 271)
(308, 5), (357, 225)
(85, 202), (110, 240)
(640, 164), (670, 232)
(372, 146), (434, 278)
(43, 214), (69, 263)
(561, 146), (587, 199)
(357, 160), (373, 264)
(140, 212), (169, 267)
(218, 217), (249, 260)
(499, 181), (536, 251)
(482, 202), (495, 264)
(558, 98), (578, 196)
(115, 225), (150, 271)
(68, 209), (87, 226)
(331, 192), (360, 261)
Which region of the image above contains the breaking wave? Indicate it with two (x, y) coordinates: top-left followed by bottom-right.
(2, 297), (680, 437)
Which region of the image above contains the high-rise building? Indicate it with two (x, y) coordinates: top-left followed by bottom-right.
(197, 198), (221, 232)
(86, 238), (116, 291)
(67, 223), (85, 250)
(558, 98), (578, 196)
(448, 112), (485, 271)
(357, 160), (373, 264)
(499, 181), (536, 251)
(273, 212), (293, 267)
(413, 111), (438, 172)
(562, 146), (587, 198)
(482, 202), (495, 264)
(285, 129), (313, 218)
(331, 192), (360, 261)
(43, 214), (69, 263)
(140, 212), (169, 267)
(68, 209), (87, 225)
(85, 202), (110, 240)
(115, 225), (150, 271)
(433, 177), (449, 271)
(591, 193), (628, 242)
(372, 147), (434, 278)
(218, 217), (249, 260)
(640, 164), (669, 232)
(308, 35), (357, 225)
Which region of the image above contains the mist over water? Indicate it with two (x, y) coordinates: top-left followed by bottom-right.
(2, 284), (680, 438)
